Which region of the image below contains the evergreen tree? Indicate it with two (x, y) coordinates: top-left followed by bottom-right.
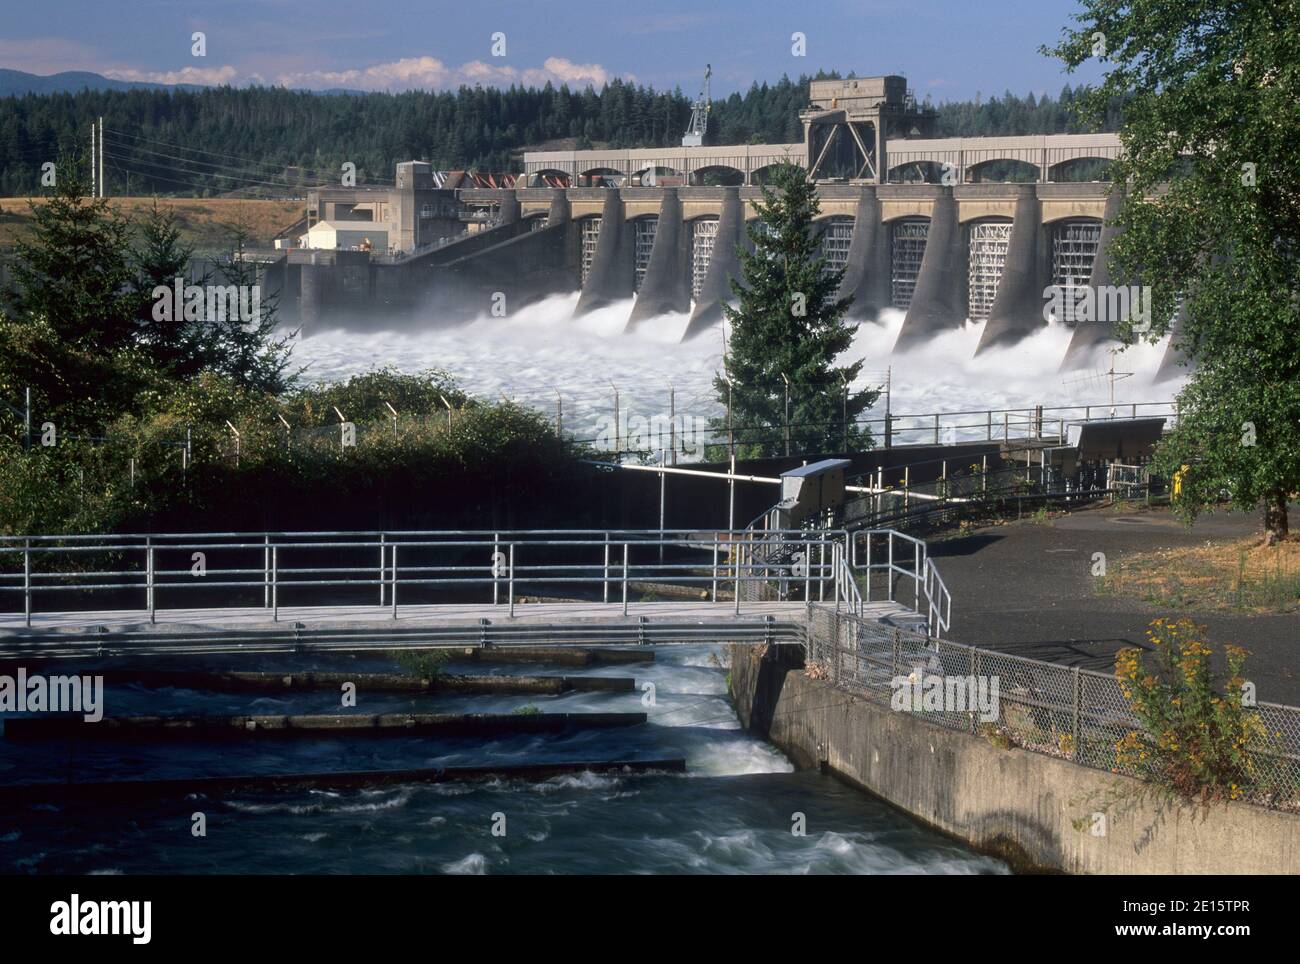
(131, 200), (214, 377)
(207, 226), (296, 395)
(6, 159), (136, 352)
(712, 162), (878, 458)
(1, 158), (152, 429)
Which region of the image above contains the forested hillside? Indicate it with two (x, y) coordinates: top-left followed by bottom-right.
(0, 74), (1121, 196)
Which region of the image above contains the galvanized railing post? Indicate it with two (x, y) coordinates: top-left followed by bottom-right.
(803, 540), (811, 602)
(864, 533), (872, 602)
(379, 532), (386, 606)
(711, 538), (718, 602)
(264, 533), (271, 608)
(887, 534), (894, 602)
(603, 533), (610, 604)
(494, 532), (501, 606)
(271, 546), (279, 621)
(508, 543), (515, 617)
(734, 536), (742, 615)
(621, 542), (629, 616)
(833, 543), (841, 612)
(391, 544), (399, 619)
(23, 539), (31, 627)
(914, 541), (921, 613)
(147, 536), (155, 624)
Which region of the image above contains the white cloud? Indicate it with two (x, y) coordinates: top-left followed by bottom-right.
(273, 55), (618, 92)
(26, 49), (620, 93)
(103, 65), (250, 87)
(521, 57), (615, 88)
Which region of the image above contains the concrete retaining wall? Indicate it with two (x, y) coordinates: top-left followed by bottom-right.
(730, 643), (1300, 874)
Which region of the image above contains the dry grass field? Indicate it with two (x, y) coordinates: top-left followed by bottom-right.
(0, 196), (303, 251)
(1101, 536), (1300, 613)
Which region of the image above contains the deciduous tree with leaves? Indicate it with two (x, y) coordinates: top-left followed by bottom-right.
(1049, 0), (1300, 541)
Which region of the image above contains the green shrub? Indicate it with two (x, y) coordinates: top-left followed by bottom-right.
(1115, 619), (1268, 803)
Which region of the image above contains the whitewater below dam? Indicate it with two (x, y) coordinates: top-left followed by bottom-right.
(289, 296), (1186, 450)
(0, 646), (1006, 874)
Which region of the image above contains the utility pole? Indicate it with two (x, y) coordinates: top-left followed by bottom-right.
(98, 117), (104, 198)
(841, 374), (850, 453)
(24, 387), (31, 452)
(90, 121), (96, 198)
(659, 448), (666, 566)
(884, 366), (892, 450)
(780, 372), (790, 457)
(720, 371), (735, 534)
(722, 373), (733, 460)
(554, 388), (562, 437)
(609, 382), (620, 458)
(669, 383), (679, 464)
(728, 450), (736, 535)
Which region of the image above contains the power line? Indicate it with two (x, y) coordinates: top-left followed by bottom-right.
(101, 149), (330, 195)
(102, 126), (395, 185)
(102, 141), (343, 189)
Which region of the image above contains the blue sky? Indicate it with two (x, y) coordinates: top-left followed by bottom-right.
(1, 0), (1106, 101)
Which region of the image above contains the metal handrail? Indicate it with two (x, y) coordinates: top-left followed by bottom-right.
(0, 528), (843, 627)
(923, 555), (952, 638)
(835, 545), (864, 616)
(849, 528), (951, 638)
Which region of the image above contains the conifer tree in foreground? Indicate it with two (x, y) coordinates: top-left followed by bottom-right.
(712, 162), (878, 458)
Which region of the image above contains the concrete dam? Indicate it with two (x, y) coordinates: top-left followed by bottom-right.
(267, 75), (1187, 378)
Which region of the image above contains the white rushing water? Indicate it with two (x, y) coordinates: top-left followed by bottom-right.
(288, 294), (1186, 450)
(0, 645), (1010, 874)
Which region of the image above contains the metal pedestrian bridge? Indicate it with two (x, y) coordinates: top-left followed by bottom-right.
(0, 528), (950, 659)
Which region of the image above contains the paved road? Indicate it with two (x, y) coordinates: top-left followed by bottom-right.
(931, 504), (1300, 706)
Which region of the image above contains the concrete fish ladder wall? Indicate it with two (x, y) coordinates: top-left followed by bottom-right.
(729, 644), (1300, 874)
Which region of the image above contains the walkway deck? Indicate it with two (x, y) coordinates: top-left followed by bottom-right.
(0, 599), (916, 635)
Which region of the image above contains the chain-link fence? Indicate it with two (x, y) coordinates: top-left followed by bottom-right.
(803, 606), (1300, 806)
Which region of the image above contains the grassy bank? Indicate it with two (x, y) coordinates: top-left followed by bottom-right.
(1099, 537), (1300, 613)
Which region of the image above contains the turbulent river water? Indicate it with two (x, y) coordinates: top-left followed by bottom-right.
(288, 296), (1185, 449)
(0, 646), (1007, 874)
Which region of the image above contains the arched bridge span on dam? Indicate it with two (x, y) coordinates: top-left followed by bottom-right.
(521, 132), (1121, 189)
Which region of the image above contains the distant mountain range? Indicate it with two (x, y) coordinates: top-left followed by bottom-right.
(0, 68), (371, 97)
(0, 68), (207, 96)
